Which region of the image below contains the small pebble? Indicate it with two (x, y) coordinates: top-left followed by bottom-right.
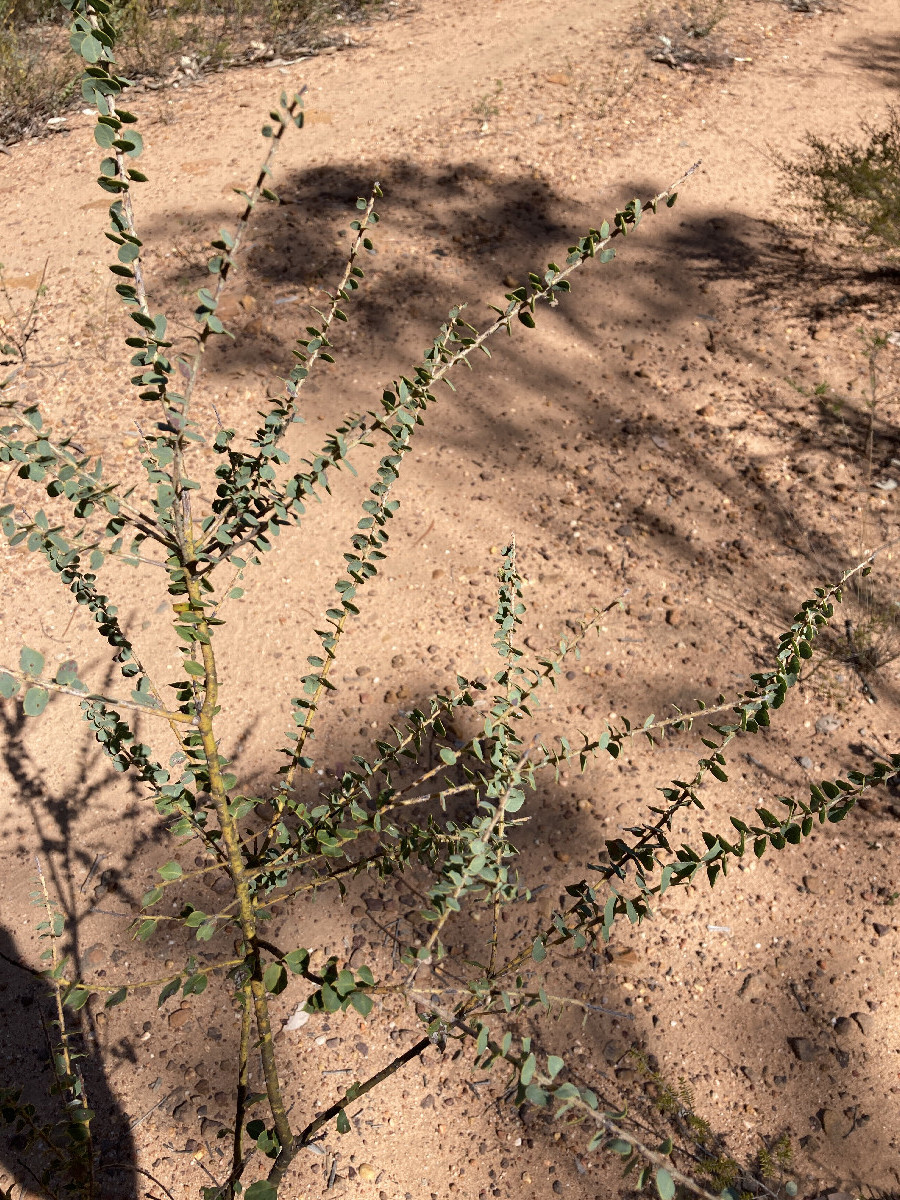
(851, 1011), (873, 1036)
(168, 1007), (192, 1030)
(787, 1036), (816, 1062)
(815, 714), (842, 735)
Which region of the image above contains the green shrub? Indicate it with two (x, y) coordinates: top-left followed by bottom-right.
(0, 13), (78, 144)
(779, 106), (900, 251)
(0, 3), (897, 1198)
(631, 0), (734, 70)
(0, 0), (365, 144)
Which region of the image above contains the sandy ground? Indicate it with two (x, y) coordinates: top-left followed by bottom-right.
(0, 0), (899, 1197)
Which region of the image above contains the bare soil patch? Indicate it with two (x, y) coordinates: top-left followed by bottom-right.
(0, 1), (899, 1198)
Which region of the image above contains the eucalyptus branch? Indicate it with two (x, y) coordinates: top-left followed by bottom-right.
(198, 168), (698, 574)
(0, 664), (197, 723)
(2, 13), (868, 1197)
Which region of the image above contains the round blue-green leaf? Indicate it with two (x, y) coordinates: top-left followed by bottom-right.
(349, 990), (373, 1017)
(655, 1167), (675, 1200)
(245, 1183), (278, 1200)
(20, 646), (44, 676)
(55, 660), (79, 686)
(94, 122), (116, 149)
(520, 1052), (536, 1085)
(0, 673), (19, 699)
(121, 130), (143, 158)
(263, 962), (287, 995)
(23, 686), (49, 716)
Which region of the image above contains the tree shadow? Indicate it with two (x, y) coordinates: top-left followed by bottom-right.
(25, 150), (898, 1194)
(0, 688), (169, 1200)
(829, 30), (900, 93)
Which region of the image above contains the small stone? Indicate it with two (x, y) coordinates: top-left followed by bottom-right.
(815, 714), (842, 735)
(615, 1067), (638, 1084)
(553, 851), (570, 863)
(803, 874), (820, 893)
(552, 1181), (563, 1194)
(797, 756), (813, 770)
(833, 1017), (853, 1037)
(420, 1094), (434, 1108)
(821, 1109), (851, 1140)
(391, 654), (406, 669)
(850, 1011), (873, 1036)
(359, 1164), (377, 1182)
(365, 897), (383, 911)
(359, 692), (372, 704)
(355, 1041), (369, 1057)
(431, 568), (445, 580)
(356, 665), (371, 677)
(479, 470), (495, 482)
(168, 1007), (192, 1030)
(787, 1036), (816, 1062)
(665, 607), (682, 627)
(608, 946), (640, 966)
(84, 943), (107, 969)
(284, 1006), (309, 1032)
(603, 1039), (625, 1065)
(872, 922), (892, 936)
(615, 524), (633, 538)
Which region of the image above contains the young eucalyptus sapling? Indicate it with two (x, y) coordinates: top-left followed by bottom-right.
(0, 3), (896, 1198)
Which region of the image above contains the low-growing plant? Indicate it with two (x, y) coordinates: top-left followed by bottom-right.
(0, 15), (78, 145)
(0, 257), (48, 360)
(0, 0), (366, 144)
(1, 3), (899, 1199)
(632, 0), (733, 70)
(779, 106), (900, 252)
